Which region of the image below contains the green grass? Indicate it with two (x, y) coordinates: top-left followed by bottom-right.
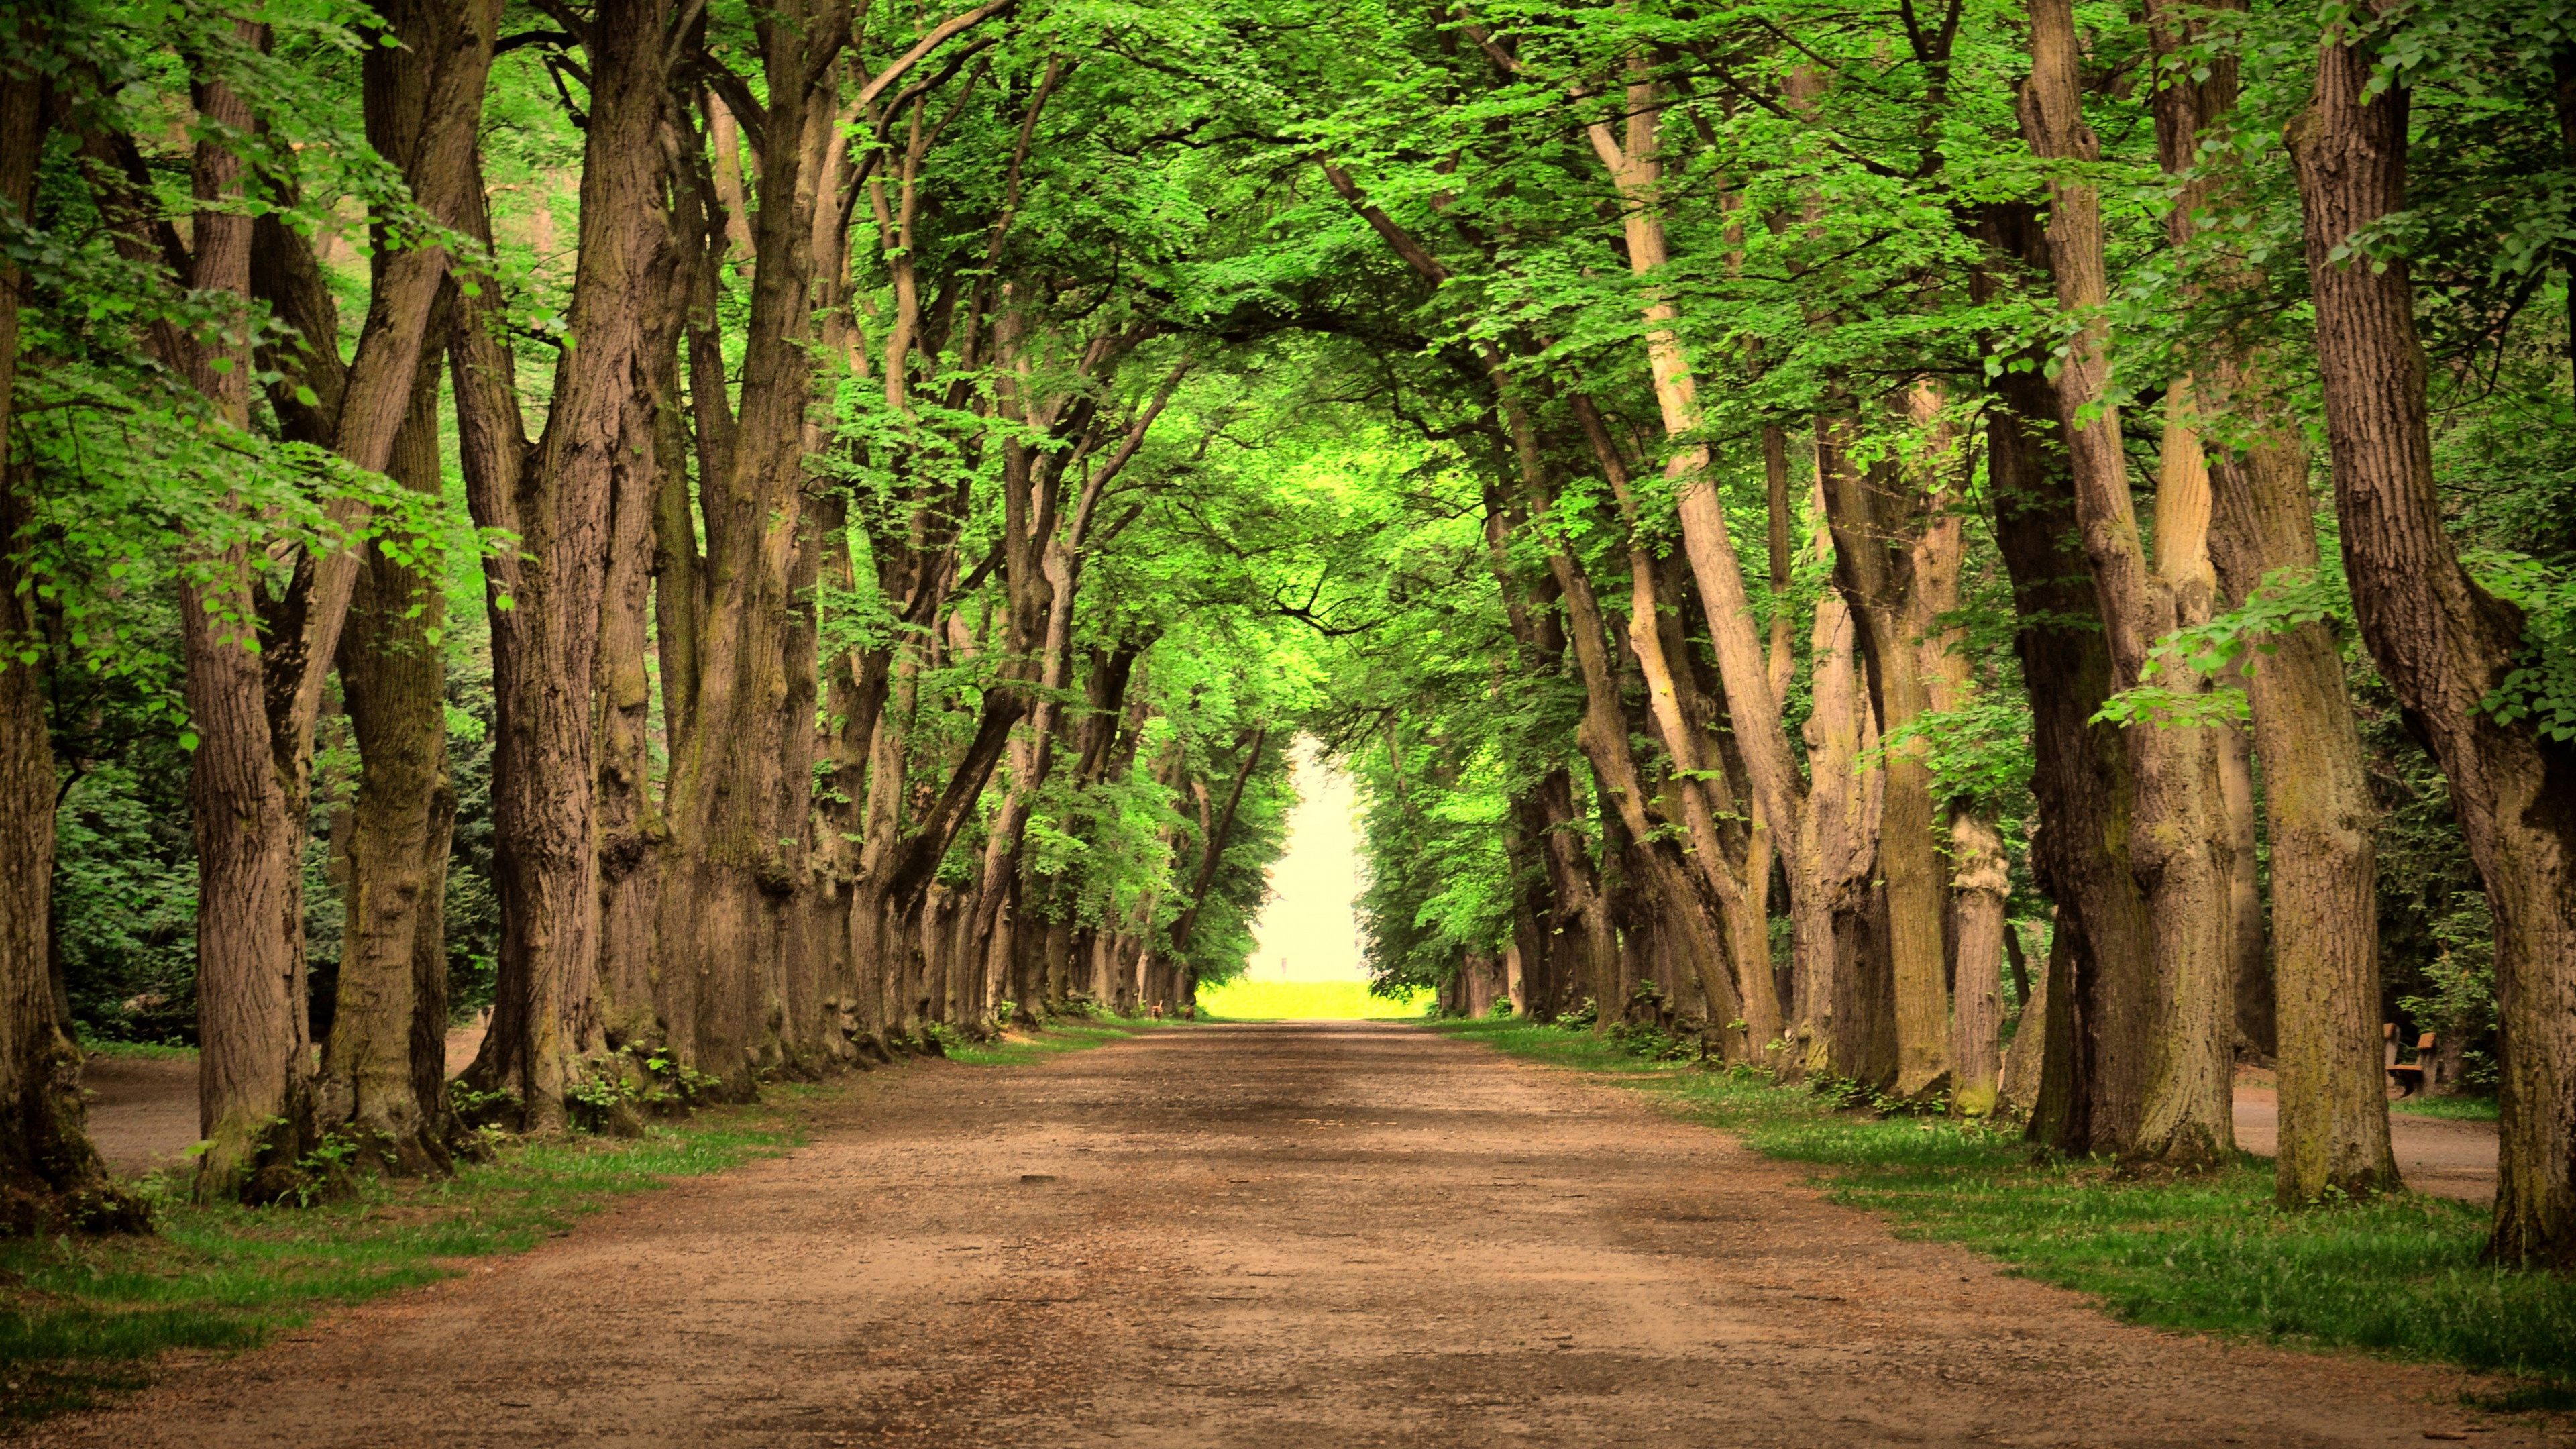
(1436, 1016), (2576, 1385)
(2392, 1093), (2501, 1122)
(1195, 978), (1432, 1020)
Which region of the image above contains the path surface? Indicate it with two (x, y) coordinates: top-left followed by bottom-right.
(34, 1023), (2543, 1448)
(84, 1025), (491, 1178)
(2233, 1083), (2499, 1203)
(80, 1028), (2502, 1199)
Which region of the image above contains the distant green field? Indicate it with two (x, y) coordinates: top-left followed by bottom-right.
(1195, 979), (1432, 1020)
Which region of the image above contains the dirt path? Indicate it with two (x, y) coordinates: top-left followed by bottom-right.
(32, 1022), (2546, 1448)
(83, 1024), (492, 1179)
(2234, 1083), (2499, 1203)
(83, 1026), (2502, 1201)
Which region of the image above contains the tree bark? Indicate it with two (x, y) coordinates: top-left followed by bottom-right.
(319, 317), (456, 1174)
(2215, 708), (2274, 1056)
(1568, 398), (1778, 1055)
(0, 27), (140, 1229)
(1816, 421), (1951, 1099)
(456, 0), (670, 1129)
(1998, 924), (2057, 1120)
(2024, 0), (2236, 1170)
(1968, 199), (2156, 1154)
(2290, 6), (2576, 1256)
(1948, 812), (2011, 1113)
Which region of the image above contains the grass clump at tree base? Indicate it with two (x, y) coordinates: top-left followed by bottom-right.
(1436, 1016), (2576, 1386)
(1195, 979), (1432, 1020)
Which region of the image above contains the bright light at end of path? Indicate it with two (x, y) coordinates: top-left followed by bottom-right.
(1246, 738), (1363, 983)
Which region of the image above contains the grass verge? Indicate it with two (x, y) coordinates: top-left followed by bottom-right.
(5, 1018), (1155, 1425)
(1434, 1016), (2576, 1387)
(2392, 1094), (2501, 1122)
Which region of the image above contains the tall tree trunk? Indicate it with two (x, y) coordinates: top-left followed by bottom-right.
(456, 0), (670, 1129)
(657, 19), (838, 1093)
(2141, 0), (2282, 1071)
(167, 23), (315, 1203)
(1904, 399), (2008, 1114)
(2209, 425), (2400, 1201)
(592, 315), (671, 1060)
(1817, 421), (1951, 1099)
(1968, 200), (2156, 1154)
(319, 317), (455, 1174)
(1794, 543), (1893, 1087)
(2024, 0), (2236, 1170)
(2290, 5), (2576, 1258)
(313, 0), (480, 1171)
(0, 29), (138, 1229)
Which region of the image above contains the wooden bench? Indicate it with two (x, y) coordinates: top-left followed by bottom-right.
(2385, 1023), (2437, 1097)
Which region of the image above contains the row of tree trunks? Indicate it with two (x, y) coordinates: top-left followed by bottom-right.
(1815, 416), (1953, 1101)
(1571, 62), (1819, 1059)
(1793, 489), (1892, 1086)
(1573, 400), (1779, 1055)
(1318, 160), (1766, 1050)
(93, 1), (497, 1197)
(1481, 484), (1610, 1028)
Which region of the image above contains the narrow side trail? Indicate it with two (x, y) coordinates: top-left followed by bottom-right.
(32, 1024), (2538, 1448)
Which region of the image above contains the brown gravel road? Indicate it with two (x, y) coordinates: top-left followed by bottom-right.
(30, 1022), (2553, 1448)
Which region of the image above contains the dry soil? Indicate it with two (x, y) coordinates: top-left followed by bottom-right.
(31, 1022), (2553, 1448)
